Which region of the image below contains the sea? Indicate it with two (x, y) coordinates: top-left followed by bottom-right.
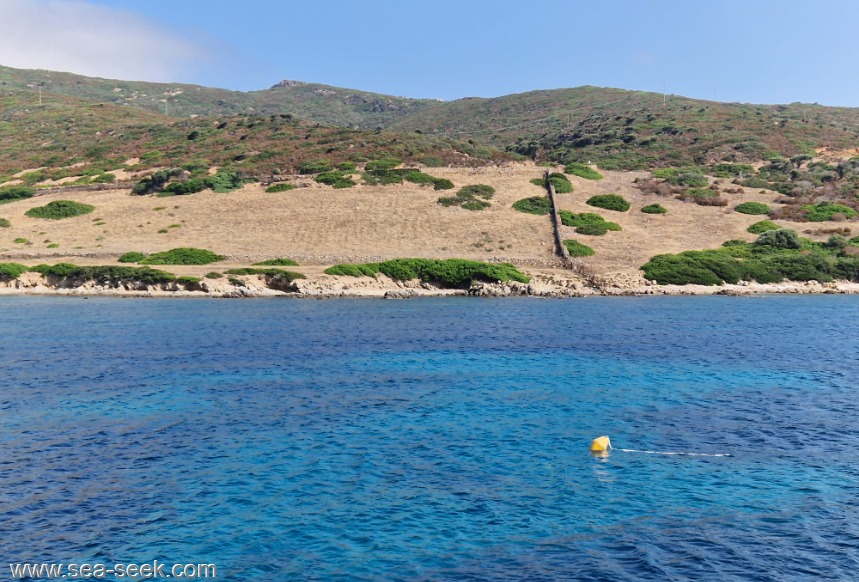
(1, 295), (858, 581)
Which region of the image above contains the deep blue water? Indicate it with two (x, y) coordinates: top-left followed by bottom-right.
(2, 296), (858, 581)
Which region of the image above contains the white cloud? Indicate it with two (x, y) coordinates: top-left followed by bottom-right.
(0, 0), (205, 81)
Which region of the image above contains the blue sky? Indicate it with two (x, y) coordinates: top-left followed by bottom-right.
(2, 0), (858, 106)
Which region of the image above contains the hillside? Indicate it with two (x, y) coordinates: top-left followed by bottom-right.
(0, 90), (509, 180)
(0, 65), (438, 128)
(5, 65), (859, 173)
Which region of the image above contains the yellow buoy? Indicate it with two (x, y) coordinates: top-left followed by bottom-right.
(590, 436), (612, 453)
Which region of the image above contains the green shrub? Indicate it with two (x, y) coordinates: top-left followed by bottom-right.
(421, 156), (445, 167)
(325, 263), (380, 277)
(711, 163), (755, 178)
(586, 194), (630, 212)
(207, 170), (246, 193)
(735, 201), (771, 215)
(665, 170), (708, 188)
(132, 168), (183, 195)
(315, 171), (356, 188)
(13, 237), (29, 244)
(365, 158), (401, 172)
(0, 262), (28, 279)
(0, 185), (35, 204)
(564, 163), (603, 180)
(802, 202), (858, 222)
(91, 173), (116, 184)
(266, 183), (295, 193)
(685, 188), (719, 200)
(548, 173), (573, 193)
(575, 223), (610, 236)
(204, 272), (223, 279)
(25, 200), (95, 219)
(754, 228), (801, 250)
(299, 159), (333, 174)
(253, 258), (299, 266)
(641, 204), (667, 214)
(47, 243), (59, 248)
(0, 218), (9, 228)
(163, 178), (208, 195)
(564, 239), (595, 257)
(224, 268), (305, 281)
(30, 264), (176, 285)
(403, 171), (437, 185)
(337, 162), (357, 171)
(432, 178), (454, 190)
(118, 251), (147, 263)
(371, 258), (529, 287)
(438, 184), (495, 211)
(513, 196), (552, 215)
(140, 247), (223, 265)
(747, 220), (780, 234)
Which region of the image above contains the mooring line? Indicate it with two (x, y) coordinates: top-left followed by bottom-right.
(615, 448), (730, 457)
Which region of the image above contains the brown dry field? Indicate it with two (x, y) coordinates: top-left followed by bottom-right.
(0, 162), (832, 277)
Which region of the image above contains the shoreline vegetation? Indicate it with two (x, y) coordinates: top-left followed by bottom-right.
(2, 265), (859, 298)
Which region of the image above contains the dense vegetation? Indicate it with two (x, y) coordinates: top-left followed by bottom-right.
(747, 220), (780, 234)
(641, 229), (859, 285)
(512, 196), (552, 215)
(0, 186), (35, 204)
(139, 248), (223, 265)
(0, 218), (10, 227)
(265, 183), (295, 193)
(564, 163), (603, 180)
(324, 259), (529, 287)
(586, 194), (630, 212)
(0, 262), (28, 279)
(641, 203), (667, 214)
(30, 263), (177, 285)
(438, 184), (495, 211)
(25, 200), (94, 219)
(253, 258), (299, 266)
(559, 211), (621, 235)
(563, 239), (595, 257)
(734, 202), (771, 215)
(531, 172), (573, 193)
(118, 252), (148, 263)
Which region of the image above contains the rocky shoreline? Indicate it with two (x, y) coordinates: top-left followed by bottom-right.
(2, 270), (859, 299)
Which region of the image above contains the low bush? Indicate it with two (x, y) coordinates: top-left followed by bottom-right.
(559, 211), (621, 235)
(224, 268), (305, 281)
(132, 168), (183, 195)
(564, 239), (595, 257)
(403, 171), (436, 185)
(299, 159), (333, 174)
(433, 178), (454, 190)
(711, 163), (755, 178)
(735, 201), (771, 215)
(0, 218), (9, 228)
(586, 194), (630, 212)
(365, 158), (401, 172)
(315, 171), (356, 189)
(0, 186), (35, 204)
(204, 272), (223, 279)
(802, 202), (858, 222)
(118, 251), (147, 263)
(421, 156), (445, 167)
(548, 173), (573, 193)
(140, 248), (223, 265)
(0, 262), (28, 279)
(564, 163), (603, 180)
(326, 259), (529, 287)
(91, 173), (116, 184)
(513, 196), (552, 215)
(30, 263), (176, 285)
(266, 183), (295, 193)
(253, 258), (299, 266)
(337, 162), (357, 171)
(325, 263), (380, 277)
(747, 220), (780, 234)
(14, 237), (29, 244)
(641, 204), (667, 214)
(665, 169), (708, 188)
(754, 228), (801, 250)
(438, 184), (495, 211)
(25, 200), (95, 219)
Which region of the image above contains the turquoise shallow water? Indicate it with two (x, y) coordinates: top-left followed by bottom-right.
(1, 296), (858, 580)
